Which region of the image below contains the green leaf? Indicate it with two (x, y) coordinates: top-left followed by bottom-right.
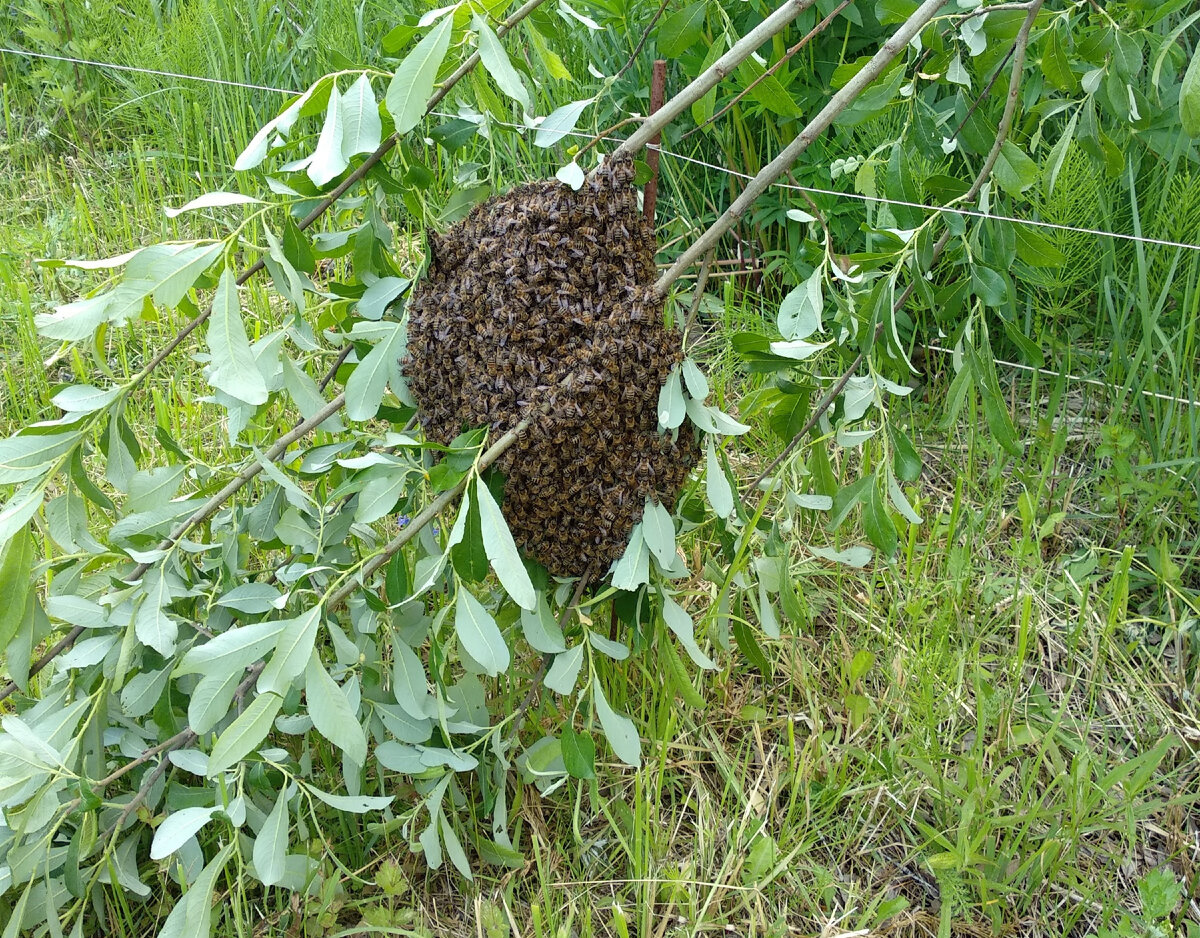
(392, 638), (434, 720)
(339, 73), (382, 159)
(50, 384), (122, 414)
(189, 670), (241, 735)
(826, 475), (872, 532)
(520, 594), (566, 654)
(705, 439), (734, 520)
(309, 80), (348, 186)
(560, 726), (596, 779)
(306, 787), (392, 813)
(215, 583), (285, 615)
(450, 486), (488, 582)
(254, 788), (290, 886)
(157, 842), (235, 938)
(777, 267), (824, 340)
(207, 691), (283, 777)
(862, 482), (898, 559)
(474, 14), (530, 113)
(135, 566), (179, 656)
(206, 269), (268, 405)
(475, 479), (536, 609)
(163, 192), (263, 218)
(891, 427), (922, 482)
(455, 586), (510, 677)
(534, 98), (593, 148)
(992, 141), (1038, 198)
(440, 812), (473, 879)
(967, 343), (1022, 457)
(1013, 225), (1066, 268)
(657, 366), (685, 429)
(660, 593), (715, 669)
(543, 644), (584, 695)
(592, 680), (640, 767)
(175, 619), (288, 677)
(386, 14), (454, 135)
(344, 321), (407, 420)
(657, 3), (706, 57)
(641, 498), (676, 569)
(690, 37), (726, 127)
(150, 805), (220, 860)
(610, 522), (649, 591)
(305, 652), (368, 765)
(357, 276), (409, 321)
(0, 527), (33, 649)
(1180, 45), (1200, 137)
(257, 606), (322, 696)
(0, 430), (82, 484)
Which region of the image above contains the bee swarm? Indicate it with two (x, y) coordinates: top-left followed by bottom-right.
(404, 155), (698, 577)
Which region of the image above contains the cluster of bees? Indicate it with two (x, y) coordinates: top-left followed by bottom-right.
(404, 156), (699, 577)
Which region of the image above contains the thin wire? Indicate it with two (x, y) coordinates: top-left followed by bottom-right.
(0, 47), (304, 95)
(650, 145), (1200, 254)
(4, 43), (1198, 254)
(925, 344), (1200, 409)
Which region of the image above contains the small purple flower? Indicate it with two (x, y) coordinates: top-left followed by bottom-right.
(397, 515), (411, 528)
(431, 526), (440, 536)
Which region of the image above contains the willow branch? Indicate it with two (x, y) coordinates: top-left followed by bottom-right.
(0, 0), (550, 704)
(744, 0), (1043, 497)
(682, 0), (854, 140)
(614, 0), (818, 159)
(655, 0), (951, 295)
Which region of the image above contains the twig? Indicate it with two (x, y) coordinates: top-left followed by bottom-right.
(654, 0), (952, 295)
(613, 0), (672, 81)
(614, 0), (818, 159)
(681, 0), (853, 140)
(682, 246), (716, 344)
(743, 0), (1044, 497)
(512, 566), (594, 726)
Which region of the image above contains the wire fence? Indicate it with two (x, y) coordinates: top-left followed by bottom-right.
(4, 43), (1200, 412)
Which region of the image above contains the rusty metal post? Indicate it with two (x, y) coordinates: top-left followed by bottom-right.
(643, 59), (667, 227)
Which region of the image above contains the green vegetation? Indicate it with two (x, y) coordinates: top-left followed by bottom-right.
(1, 1), (1198, 936)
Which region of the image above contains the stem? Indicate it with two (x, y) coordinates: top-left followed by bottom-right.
(655, 0), (952, 296)
(614, 0), (819, 159)
(744, 0), (1043, 497)
(682, 0), (854, 140)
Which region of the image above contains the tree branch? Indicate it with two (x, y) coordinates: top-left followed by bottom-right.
(614, 0), (819, 159)
(654, 0), (952, 296)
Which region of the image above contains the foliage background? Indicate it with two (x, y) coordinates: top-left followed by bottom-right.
(0, 0), (1199, 936)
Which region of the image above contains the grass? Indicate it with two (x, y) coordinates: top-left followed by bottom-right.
(1, 2), (1199, 937)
